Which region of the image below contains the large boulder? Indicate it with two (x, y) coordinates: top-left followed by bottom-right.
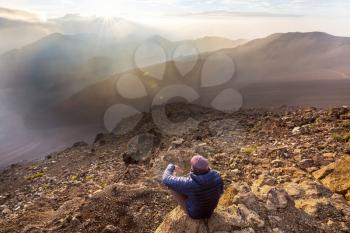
(154, 206), (249, 233)
(313, 156), (350, 195)
(154, 186), (321, 233)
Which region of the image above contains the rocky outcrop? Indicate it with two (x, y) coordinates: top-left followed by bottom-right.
(313, 156), (350, 198)
(154, 206), (245, 233)
(155, 185), (321, 233)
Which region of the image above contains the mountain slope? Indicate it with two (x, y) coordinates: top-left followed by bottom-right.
(1, 105), (350, 232)
(185, 36), (247, 53)
(0, 32), (246, 124)
(0, 33), (246, 165)
(54, 32), (350, 125)
(227, 32), (350, 84)
(0, 33), (244, 93)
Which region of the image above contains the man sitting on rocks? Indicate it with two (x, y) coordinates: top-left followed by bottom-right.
(162, 155), (223, 219)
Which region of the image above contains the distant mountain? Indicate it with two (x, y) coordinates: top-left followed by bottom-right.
(117, 34), (248, 62)
(0, 32), (245, 126)
(0, 11), (159, 55)
(9, 31), (350, 128)
(187, 36), (247, 53)
(55, 32), (350, 125)
(0, 32), (245, 90)
(2, 31), (350, 168)
(227, 32), (350, 84)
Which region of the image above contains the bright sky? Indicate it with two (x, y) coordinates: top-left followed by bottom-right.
(1, 0), (350, 19)
(1, 0), (350, 43)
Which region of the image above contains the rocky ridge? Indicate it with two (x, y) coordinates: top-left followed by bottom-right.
(1, 104), (350, 232)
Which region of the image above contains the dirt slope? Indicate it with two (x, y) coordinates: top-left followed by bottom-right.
(1, 104), (350, 232)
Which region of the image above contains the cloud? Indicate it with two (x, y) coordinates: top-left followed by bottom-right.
(0, 7), (50, 30)
(167, 10), (303, 18)
(0, 7), (41, 22)
(0, 8), (55, 54)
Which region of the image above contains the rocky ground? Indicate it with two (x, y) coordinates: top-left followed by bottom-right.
(1, 104), (350, 232)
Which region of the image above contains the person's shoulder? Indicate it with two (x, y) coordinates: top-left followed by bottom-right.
(209, 169), (223, 179)
(209, 169), (221, 175)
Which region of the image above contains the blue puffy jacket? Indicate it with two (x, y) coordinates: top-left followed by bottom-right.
(162, 163), (224, 219)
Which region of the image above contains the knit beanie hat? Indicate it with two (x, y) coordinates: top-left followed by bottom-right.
(190, 155), (209, 173)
